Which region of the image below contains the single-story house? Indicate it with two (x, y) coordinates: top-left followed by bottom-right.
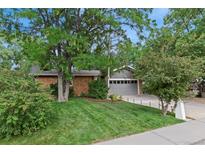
(30, 66), (101, 96)
(30, 65), (142, 97)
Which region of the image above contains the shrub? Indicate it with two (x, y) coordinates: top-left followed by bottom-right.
(109, 95), (122, 102)
(0, 69), (41, 93)
(0, 69), (54, 138)
(69, 87), (74, 97)
(50, 83), (58, 97)
(88, 79), (108, 99)
(50, 83), (74, 98)
(80, 92), (87, 97)
(0, 91), (53, 138)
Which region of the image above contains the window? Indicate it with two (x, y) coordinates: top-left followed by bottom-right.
(109, 80), (139, 84)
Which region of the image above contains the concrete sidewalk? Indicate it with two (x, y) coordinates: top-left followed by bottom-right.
(96, 118), (205, 145)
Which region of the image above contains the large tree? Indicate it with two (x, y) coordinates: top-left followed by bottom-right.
(145, 9), (205, 58)
(135, 52), (201, 115)
(164, 9), (205, 95)
(133, 9), (205, 115)
(164, 9), (205, 58)
(0, 9), (153, 102)
(142, 9), (205, 96)
(0, 37), (25, 70)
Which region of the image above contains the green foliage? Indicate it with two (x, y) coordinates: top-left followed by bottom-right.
(50, 83), (74, 98)
(0, 92), (53, 138)
(0, 38), (22, 70)
(0, 69), (54, 138)
(1, 9), (153, 101)
(69, 87), (74, 97)
(117, 40), (145, 66)
(50, 83), (58, 98)
(0, 34), (28, 71)
(88, 79), (108, 99)
(73, 54), (114, 76)
(147, 9), (205, 61)
(0, 98), (182, 144)
(0, 69), (41, 93)
(0, 50), (13, 69)
(109, 94), (122, 102)
(148, 9), (205, 98)
(2, 9), (153, 76)
(135, 52), (201, 114)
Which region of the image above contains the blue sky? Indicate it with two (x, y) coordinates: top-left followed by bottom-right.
(7, 8), (169, 44)
(150, 8), (169, 27)
(126, 8), (169, 43)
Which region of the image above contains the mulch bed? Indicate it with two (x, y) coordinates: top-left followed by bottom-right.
(81, 97), (118, 103)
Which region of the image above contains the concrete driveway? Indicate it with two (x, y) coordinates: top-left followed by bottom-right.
(122, 95), (205, 120)
(184, 101), (205, 119)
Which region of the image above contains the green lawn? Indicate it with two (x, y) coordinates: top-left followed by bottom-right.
(0, 98), (182, 144)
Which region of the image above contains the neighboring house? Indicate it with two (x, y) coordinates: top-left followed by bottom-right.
(200, 81), (205, 98)
(190, 79), (205, 98)
(108, 66), (143, 96)
(30, 65), (142, 97)
(30, 66), (101, 96)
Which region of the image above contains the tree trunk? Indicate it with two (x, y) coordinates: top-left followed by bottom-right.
(57, 71), (70, 102)
(63, 80), (69, 101)
(160, 98), (169, 116)
(160, 98), (164, 111)
(162, 103), (169, 116)
(58, 72), (64, 102)
(172, 101), (178, 112)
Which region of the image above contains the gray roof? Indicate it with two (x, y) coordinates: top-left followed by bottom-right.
(30, 66), (101, 77)
(72, 70), (101, 77)
(30, 71), (58, 76)
(30, 66), (58, 76)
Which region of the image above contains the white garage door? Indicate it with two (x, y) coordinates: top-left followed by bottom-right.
(109, 79), (137, 96)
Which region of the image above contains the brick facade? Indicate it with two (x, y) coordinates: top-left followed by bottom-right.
(35, 76), (94, 96)
(73, 76), (93, 96)
(35, 76), (58, 88)
(35, 74), (141, 97)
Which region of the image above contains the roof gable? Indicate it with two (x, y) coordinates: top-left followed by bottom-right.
(113, 65), (135, 72)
